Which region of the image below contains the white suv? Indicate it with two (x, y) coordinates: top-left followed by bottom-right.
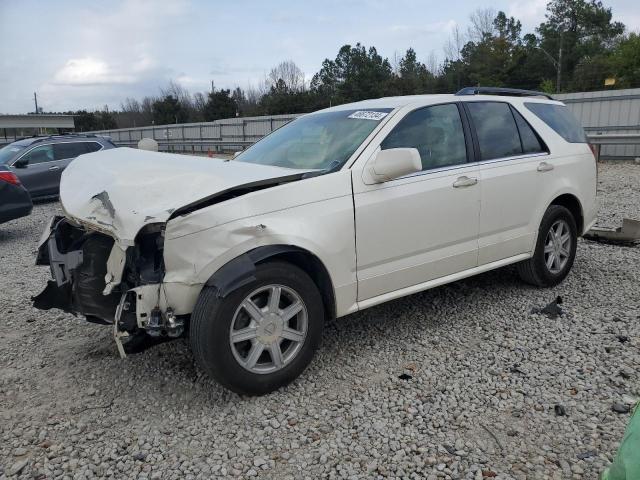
(35, 87), (597, 395)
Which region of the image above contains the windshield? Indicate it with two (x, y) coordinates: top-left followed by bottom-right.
(236, 108), (393, 170)
(0, 144), (26, 165)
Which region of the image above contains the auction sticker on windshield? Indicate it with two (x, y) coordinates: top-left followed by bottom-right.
(348, 111), (388, 121)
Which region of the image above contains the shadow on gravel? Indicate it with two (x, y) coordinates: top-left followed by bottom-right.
(0, 222), (34, 242)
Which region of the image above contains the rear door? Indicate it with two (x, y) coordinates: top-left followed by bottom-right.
(52, 142), (100, 191)
(11, 144), (58, 197)
(463, 101), (550, 265)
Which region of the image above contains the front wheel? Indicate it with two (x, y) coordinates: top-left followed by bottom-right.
(189, 261), (324, 395)
(517, 205), (578, 287)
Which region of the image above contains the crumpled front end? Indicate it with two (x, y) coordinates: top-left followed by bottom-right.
(33, 216), (185, 354)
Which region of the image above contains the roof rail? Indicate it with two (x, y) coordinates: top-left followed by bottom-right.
(455, 87), (554, 100)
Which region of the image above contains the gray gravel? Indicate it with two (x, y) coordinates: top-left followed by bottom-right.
(1, 161), (639, 480)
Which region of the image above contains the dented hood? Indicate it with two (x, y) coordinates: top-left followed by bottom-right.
(60, 148), (307, 245)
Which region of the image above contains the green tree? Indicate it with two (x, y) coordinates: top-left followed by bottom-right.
(395, 48), (435, 95)
(537, 0), (625, 90)
(608, 33), (640, 88)
(152, 95), (188, 125)
(203, 89), (237, 121)
(311, 43), (394, 105)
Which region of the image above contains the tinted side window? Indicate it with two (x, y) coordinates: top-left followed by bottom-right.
(82, 142), (103, 153)
(54, 142), (88, 160)
(511, 107), (546, 154)
(21, 145), (54, 165)
(524, 102), (586, 143)
(381, 103), (467, 170)
(466, 102), (522, 160)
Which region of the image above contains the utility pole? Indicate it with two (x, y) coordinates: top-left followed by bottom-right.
(34, 92), (38, 114)
(556, 33), (563, 93)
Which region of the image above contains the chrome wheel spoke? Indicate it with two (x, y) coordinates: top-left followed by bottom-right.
(231, 326), (258, 343)
(269, 342), (284, 368)
(546, 252), (556, 270)
(281, 301), (302, 322)
(244, 342), (264, 369)
(281, 327), (305, 342)
(242, 299), (264, 322)
(544, 242), (555, 253)
(267, 286), (281, 312)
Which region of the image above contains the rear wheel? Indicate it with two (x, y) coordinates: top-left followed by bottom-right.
(189, 261), (324, 395)
(517, 205), (577, 287)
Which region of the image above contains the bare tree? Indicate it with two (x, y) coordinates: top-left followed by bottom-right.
(444, 25), (465, 61)
(425, 50), (441, 76)
(467, 8), (496, 42)
(267, 60), (306, 92)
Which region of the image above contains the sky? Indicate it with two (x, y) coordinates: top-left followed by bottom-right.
(1, 0), (639, 114)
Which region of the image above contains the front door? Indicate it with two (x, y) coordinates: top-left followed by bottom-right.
(353, 103), (481, 302)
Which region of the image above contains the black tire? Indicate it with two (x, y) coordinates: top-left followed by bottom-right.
(517, 205), (578, 287)
(189, 261), (324, 395)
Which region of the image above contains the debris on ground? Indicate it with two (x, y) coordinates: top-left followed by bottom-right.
(612, 403), (631, 414)
(584, 218), (640, 245)
(555, 404), (568, 416)
(398, 373), (412, 381)
(577, 450), (598, 460)
(531, 296), (564, 319)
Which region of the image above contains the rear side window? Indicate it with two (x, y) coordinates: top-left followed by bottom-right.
(524, 102), (586, 143)
(82, 142), (103, 153)
(510, 107), (546, 154)
(54, 142), (89, 160)
(466, 102), (521, 160)
(381, 103), (467, 170)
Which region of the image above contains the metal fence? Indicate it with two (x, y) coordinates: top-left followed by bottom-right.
(7, 88), (634, 160)
(90, 114), (299, 154)
(555, 88), (640, 159)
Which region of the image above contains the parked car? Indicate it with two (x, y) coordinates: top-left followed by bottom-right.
(0, 165), (33, 224)
(34, 88), (597, 395)
(0, 134), (116, 199)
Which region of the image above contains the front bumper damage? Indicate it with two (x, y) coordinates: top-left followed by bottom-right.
(33, 216), (186, 356)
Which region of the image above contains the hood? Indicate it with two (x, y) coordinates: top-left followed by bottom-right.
(60, 148), (308, 245)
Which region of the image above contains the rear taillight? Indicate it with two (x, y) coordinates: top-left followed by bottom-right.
(588, 143), (599, 160)
(0, 171), (21, 186)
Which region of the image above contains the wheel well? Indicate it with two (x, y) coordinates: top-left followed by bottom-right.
(256, 250), (336, 320)
(551, 194), (584, 234)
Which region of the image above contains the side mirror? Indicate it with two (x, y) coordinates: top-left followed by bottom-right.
(13, 158), (28, 169)
(368, 148), (422, 183)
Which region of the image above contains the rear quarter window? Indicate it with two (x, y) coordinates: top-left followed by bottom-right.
(524, 102), (586, 143)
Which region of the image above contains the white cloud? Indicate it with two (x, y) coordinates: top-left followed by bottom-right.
(53, 58), (135, 86)
(506, 0), (548, 30)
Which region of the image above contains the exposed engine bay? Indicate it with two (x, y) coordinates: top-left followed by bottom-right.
(33, 216), (185, 354)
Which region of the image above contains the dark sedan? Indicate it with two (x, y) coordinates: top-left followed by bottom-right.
(0, 134), (116, 199)
(0, 165), (32, 224)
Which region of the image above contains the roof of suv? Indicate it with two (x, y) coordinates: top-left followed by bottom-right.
(323, 88), (563, 112)
(11, 134), (111, 147)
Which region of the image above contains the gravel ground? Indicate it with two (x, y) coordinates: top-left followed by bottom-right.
(1, 162), (639, 480)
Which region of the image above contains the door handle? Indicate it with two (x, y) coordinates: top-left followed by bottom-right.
(48, 165), (60, 171)
(537, 161), (554, 172)
(453, 176), (478, 188)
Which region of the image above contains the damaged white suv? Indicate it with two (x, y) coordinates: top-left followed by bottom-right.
(35, 87), (597, 395)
